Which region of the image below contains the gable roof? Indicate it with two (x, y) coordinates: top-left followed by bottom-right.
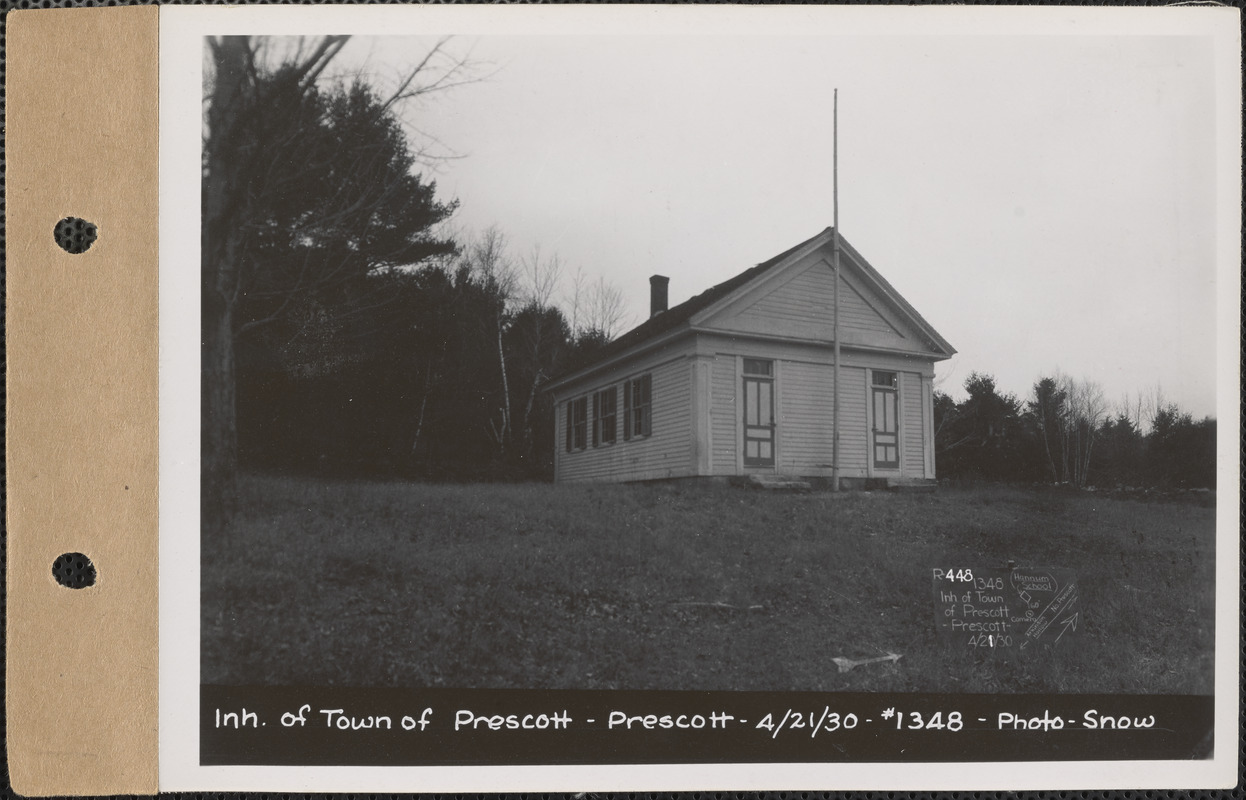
(547, 227), (954, 391)
(587, 232), (819, 366)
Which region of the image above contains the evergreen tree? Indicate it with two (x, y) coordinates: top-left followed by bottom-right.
(204, 36), (461, 526)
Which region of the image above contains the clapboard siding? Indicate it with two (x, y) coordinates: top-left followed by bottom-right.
(745, 265), (897, 336)
(548, 230), (953, 484)
(557, 335), (929, 482)
(777, 359), (831, 471)
(923, 375), (936, 478)
(703, 338), (873, 477)
(777, 361), (868, 475)
(556, 356), (693, 482)
(836, 366), (869, 474)
(710, 355), (737, 475)
(901, 371), (925, 477)
(708, 259), (931, 353)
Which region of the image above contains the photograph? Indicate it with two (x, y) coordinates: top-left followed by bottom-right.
(161, 5), (1237, 789)
(200, 28), (1216, 694)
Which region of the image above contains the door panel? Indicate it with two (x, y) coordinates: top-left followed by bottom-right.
(872, 387), (899, 468)
(743, 375), (775, 467)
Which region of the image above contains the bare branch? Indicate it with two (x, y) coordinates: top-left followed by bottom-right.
(291, 36), (351, 92)
(519, 244), (563, 308)
(583, 275), (628, 340)
(378, 37), (450, 114)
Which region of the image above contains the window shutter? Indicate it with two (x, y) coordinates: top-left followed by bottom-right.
(603, 387), (615, 444)
(623, 379), (632, 440)
(641, 374), (652, 436)
(566, 401), (573, 452)
(592, 393), (600, 447)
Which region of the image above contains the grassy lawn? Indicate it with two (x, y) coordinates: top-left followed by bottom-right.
(202, 475), (1215, 694)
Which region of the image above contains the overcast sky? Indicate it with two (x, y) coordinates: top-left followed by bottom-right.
(320, 29), (1220, 419)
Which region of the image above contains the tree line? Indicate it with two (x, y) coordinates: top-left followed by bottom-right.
(203, 36), (1216, 534)
(235, 226), (626, 484)
(935, 373), (1215, 490)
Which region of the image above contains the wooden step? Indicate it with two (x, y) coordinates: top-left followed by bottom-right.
(746, 474), (812, 492)
(888, 478), (938, 493)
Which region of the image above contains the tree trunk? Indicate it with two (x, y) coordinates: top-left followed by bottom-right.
(1077, 428), (1095, 488)
(202, 290), (237, 534)
(411, 376), (431, 464)
(201, 36), (253, 532)
(1059, 423), (1071, 483)
(496, 310), (510, 457)
(1039, 417), (1058, 483)
(518, 368), (546, 463)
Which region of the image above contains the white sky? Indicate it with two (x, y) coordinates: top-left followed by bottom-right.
(321, 29), (1221, 419)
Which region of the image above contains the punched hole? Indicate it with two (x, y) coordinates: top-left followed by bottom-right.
(53, 217), (98, 254)
(52, 552), (96, 589)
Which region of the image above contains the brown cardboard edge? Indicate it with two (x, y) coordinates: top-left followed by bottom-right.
(5, 6), (161, 796)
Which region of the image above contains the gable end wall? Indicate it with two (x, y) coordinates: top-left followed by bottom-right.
(901, 371), (926, 477)
(699, 334), (934, 480)
(699, 254), (944, 356)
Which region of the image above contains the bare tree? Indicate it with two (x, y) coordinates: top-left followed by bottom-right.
(1030, 373), (1106, 486)
(460, 227), (518, 455)
(1047, 373), (1106, 487)
(583, 275), (629, 339)
(1141, 384), (1168, 435)
(508, 244), (569, 459)
(520, 244), (563, 309)
(1116, 383), (1168, 437)
(464, 226), (519, 299)
(564, 264), (588, 337)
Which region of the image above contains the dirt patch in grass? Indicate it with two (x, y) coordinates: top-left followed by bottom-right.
(202, 476), (1215, 694)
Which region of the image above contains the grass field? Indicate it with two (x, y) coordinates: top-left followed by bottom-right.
(202, 475), (1216, 694)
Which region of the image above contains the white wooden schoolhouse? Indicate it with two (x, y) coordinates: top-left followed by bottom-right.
(546, 228), (955, 486)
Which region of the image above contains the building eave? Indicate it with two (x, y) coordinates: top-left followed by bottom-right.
(689, 325), (955, 362)
(544, 226), (957, 395)
(837, 236), (958, 358)
(686, 228), (835, 328)
(543, 323), (695, 396)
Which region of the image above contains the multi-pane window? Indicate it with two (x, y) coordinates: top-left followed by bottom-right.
(872, 371), (898, 389)
(623, 374), (652, 439)
(743, 359), (775, 466)
(743, 359), (773, 378)
(593, 387), (617, 447)
(565, 396), (588, 452)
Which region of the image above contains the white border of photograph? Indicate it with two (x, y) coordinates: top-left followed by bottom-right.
(160, 4), (1240, 791)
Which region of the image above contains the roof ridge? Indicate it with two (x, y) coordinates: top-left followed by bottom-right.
(567, 228), (832, 368)
(547, 226), (956, 391)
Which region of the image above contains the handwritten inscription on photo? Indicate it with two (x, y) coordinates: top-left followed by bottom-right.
(932, 567), (1080, 651)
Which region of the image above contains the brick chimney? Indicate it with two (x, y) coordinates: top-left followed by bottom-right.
(650, 275), (669, 318)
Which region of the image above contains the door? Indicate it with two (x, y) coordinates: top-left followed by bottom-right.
(872, 371), (899, 469)
(742, 359), (775, 467)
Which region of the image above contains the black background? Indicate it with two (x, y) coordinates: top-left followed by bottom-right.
(202, 686), (1215, 766)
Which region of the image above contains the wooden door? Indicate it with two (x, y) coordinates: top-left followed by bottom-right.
(872, 382), (899, 469)
(743, 359), (775, 467)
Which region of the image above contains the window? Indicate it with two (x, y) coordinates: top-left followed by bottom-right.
(623, 373), (652, 439)
(593, 387), (617, 447)
(743, 358), (773, 377)
(743, 359), (775, 466)
(565, 396), (587, 452)
(872, 371), (898, 388)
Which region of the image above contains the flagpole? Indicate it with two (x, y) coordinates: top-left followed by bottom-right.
(832, 88), (842, 493)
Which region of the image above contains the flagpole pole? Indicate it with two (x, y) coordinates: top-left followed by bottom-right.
(832, 88), (842, 493)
